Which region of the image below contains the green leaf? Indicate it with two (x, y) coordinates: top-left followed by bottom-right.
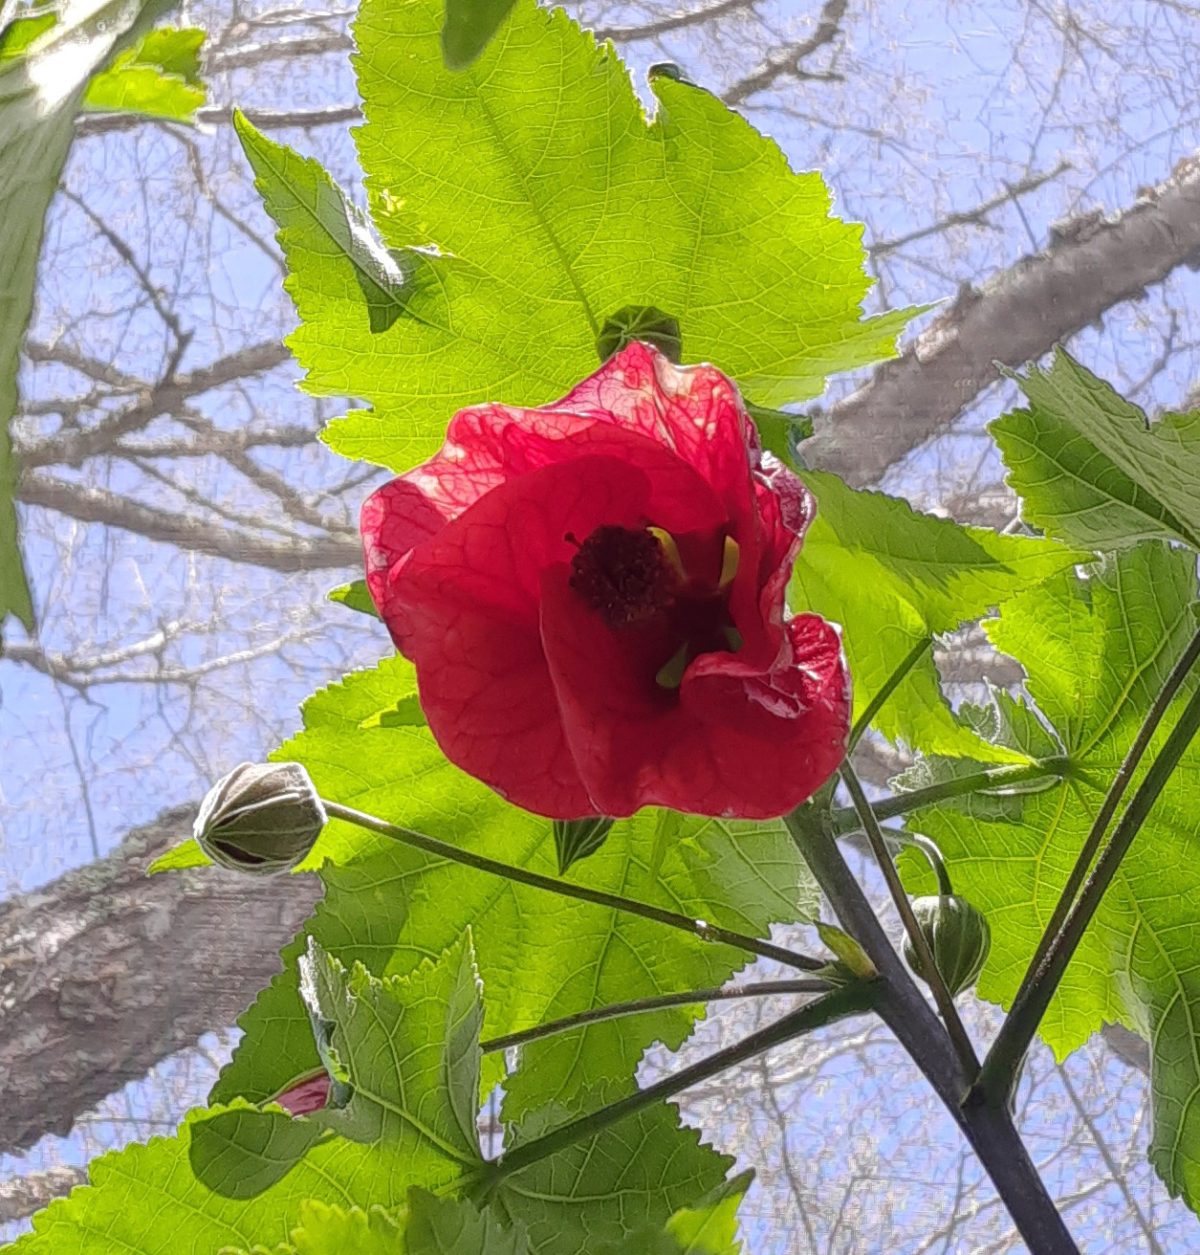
(329, 578), (381, 619)
(21, 1049), (730, 1255)
(993, 349), (1200, 552)
(0, 11), (57, 61)
(499, 1101), (736, 1254)
(132, 24), (204, 81)
(13, 1100), (384, 1255)
(235, 112), (421, 338)
(901, 544), (1200, 1206)
(211, 654), (818, 1129)
(188, 1104), (326, 1200)
(282, 1200), (407, 1255)
(405, 1190), (531, 1253)
(595, 1171), (751, 1254)
(303, 938), (485, 1164)
(83, 25), (206, 122)
(0, 0), (176, 630)
(815, 922), (876, 980)
(247, 0), (916, 478)
(790, 469), (1087, 759)
(441, 0), (517, 69)
(146, 835), (206, 873)
(266, 1192), (532, 1254)
(193, 934), (484, 1202)
(745, 401), (813, 465)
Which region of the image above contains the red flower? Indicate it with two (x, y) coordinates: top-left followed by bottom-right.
(361, 343), (850, 820)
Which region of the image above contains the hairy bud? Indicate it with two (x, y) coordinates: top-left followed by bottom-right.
(194, 761), (325, 874)
(903, 894), (991, 998)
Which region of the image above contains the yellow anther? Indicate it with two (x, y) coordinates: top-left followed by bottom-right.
(718, 535), (740, 591)
(647, 526), (687, 583)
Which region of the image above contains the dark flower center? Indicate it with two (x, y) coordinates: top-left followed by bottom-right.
(569, 525), (676, 627)
(568, 524), (745, 690)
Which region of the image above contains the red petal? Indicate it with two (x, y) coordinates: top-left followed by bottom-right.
(274, 1072), (330, 1117)
(361, 342), (840, 820)
(399, 456), (662, 817)
(540, 571), (850, 819)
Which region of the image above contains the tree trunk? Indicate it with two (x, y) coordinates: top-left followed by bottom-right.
(0, 806), (320, 1154)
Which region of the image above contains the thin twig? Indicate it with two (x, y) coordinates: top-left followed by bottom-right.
(479, 978), (830, 1053)
(870, 161), (1071, 256)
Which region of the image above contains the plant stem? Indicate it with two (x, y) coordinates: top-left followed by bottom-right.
(788, 808), (1080, 1253)
(839, 762), (980, 1076)
(892, 831), (954, 896)
(1015, 625), (1200, 1005)
(483, 982), (878, 1183)
(320, 799), (826, 973)
(480, 978), (830, 1053)
(847, 635), (931, 752)
(829, 758), (1068, 834)
(975, 680), (1200, 1108)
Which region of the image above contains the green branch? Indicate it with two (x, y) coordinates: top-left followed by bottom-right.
(320, 799), (827, 973)
(786, 805), (1081, 1252)
(839, 761), (980, 1076)
(975, 678), (1200, 1107)
(830, 758), (1069, 835)
(480, 978), (830, 1053)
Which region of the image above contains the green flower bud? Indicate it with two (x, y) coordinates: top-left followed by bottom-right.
(553, 815), (614, 875)
(903, 894), (991, 998)
(194, 762), (325, 874)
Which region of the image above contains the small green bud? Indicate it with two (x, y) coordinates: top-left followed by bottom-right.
(553, 815), (614, 875)
(903, 894), (991, 998)
(596, 305), (682, 364)
(194, 762), (325, 874)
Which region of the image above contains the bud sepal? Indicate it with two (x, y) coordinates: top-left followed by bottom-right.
(194, 761), (325, 875)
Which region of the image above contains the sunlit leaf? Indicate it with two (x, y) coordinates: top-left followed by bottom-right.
(993, 349), (1200, 552)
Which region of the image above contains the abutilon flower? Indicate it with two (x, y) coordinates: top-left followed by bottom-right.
(361, 342), (850, 820)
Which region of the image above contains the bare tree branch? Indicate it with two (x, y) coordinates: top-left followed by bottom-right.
(595, 0), (758, 43)
(723, 0), (847, 105)
(870, 162), (1072, 258)
(19, 343), (291, 470)
(74, 103), (362, 137)
(16, 473), (359, 571)
(808, 154), (1200, 486)
(0, 1166), (89, 1227)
